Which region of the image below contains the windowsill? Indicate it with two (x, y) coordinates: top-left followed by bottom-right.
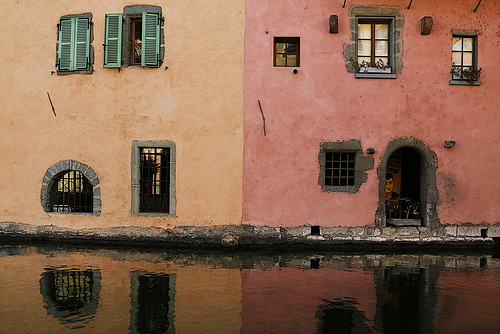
(449, 80), (481, 86)
(356, 73), (397, 79)
(136, 212), (174, 217)
(321, 185), (360, 194)
(49, 212), (93, 216)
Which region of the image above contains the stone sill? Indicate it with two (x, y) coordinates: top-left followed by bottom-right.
(355, 73), (397, 79)
(387, 219), (422, 227)
(449, 80), (481, 86)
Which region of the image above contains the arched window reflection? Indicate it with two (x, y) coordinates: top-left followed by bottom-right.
(39, 268), (101, 327)
(130, 272), (176, 334)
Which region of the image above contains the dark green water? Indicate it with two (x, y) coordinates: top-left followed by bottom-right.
(0, 244), (499, 333)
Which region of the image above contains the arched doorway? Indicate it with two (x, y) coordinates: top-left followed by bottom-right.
(375, 138), (439, 228)
(385, 148), (422, 225)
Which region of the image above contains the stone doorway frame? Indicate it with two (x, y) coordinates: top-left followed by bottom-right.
(375, 138), (439, 228)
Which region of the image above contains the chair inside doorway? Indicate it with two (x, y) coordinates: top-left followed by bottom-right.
(385, 148), (422, 227)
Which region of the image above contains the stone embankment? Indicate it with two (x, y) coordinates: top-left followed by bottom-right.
(1, 222), (499, 249)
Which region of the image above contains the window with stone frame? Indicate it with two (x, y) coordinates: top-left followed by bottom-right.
(318, 140), (373, 193)
(344, 7), (403, 79)
(104, 5), (164, 68)
(41, 160), (101, 216)
(131, 141), (176, 216)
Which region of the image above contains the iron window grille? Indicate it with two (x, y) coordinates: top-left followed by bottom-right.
(139, 147), (170, 213)
(52, 171), (93, 213)
(325, 152), (355, 187)
(274, 37), (300, 67)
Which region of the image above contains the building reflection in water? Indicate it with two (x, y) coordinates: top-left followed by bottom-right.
(374, 266), (438, 334)
(129, 272), (176, 334)
(39, 267), (101, 328)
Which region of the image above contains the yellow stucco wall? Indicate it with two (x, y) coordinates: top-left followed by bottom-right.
(0, 1), (244, 228)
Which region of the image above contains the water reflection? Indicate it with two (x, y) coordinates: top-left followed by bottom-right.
(0, 245), (499, 333)
(39, 267), (100, 328)
(130, 272), (175, 334)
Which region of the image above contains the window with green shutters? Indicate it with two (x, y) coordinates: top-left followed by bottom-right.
(104, 14), (122, 68)
(103, 10), (163, 69)
(57, 16), (92, 71)
(141, 12), (161, 67)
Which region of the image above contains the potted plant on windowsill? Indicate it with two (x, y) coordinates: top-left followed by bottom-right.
(356, 59), (391, 74)
(450, 66), (482, 84)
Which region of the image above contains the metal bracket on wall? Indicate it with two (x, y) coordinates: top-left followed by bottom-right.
(257, 100), (266, 137)
(473, 0), (483, 12)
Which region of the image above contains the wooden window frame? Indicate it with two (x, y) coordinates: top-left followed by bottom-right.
(451, 35), (478, 82)
(130, 18), (142, 66)
(274, 37), (300, 67)
(356, 19), (392, 75)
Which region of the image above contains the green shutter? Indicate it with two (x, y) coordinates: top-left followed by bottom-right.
(57, 16), (91, 71)
(141, 12), (161, 67)
(104, 14), (122, 68)
(57, 18), (74, 70)
(74, 17), (90, 70)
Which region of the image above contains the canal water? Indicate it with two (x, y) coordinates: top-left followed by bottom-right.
(0, 244), (499, 333)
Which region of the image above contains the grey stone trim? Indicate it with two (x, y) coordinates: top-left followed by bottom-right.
(40, 160), (101, 216)
(318, 139), (374, 193)
(56, 13), (94, 76)
(131, 140), (176, 216)
(121, 5), (164, 68)
(375, 138), (439, 229)
(0, 222), (497, 250)
(344, 6), (404, 77)
(449, 80), (481, 86)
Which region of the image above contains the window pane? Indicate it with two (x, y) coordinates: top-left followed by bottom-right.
(275, 42), (286, 53)
(452, 37), (462, 51)
(462, 53), (473, 66)
(375, 57), (389, 66)
(287, 55), (297, 66)
(358, 24), (371, 39)
(463, 38), (473, 51)
(452, 52), (462, 66)
(275, 55), (286, 66)
(375, 41), (388, 56)
(358, 40), (371, 56)
(357, 57), (371, 64)
(375, 24), (389, 39)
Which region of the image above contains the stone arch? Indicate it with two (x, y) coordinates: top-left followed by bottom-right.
(41, 160), (101, 215)
(375, 138), (439, 228)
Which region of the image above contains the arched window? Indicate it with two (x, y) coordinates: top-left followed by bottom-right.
(41, 160), (101, 216)
(52, 171), (93, 213)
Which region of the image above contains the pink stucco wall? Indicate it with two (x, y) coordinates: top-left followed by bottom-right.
(243, 0), (499, 227)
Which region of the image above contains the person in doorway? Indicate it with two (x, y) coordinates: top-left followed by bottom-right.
(385, 173), (400, 201)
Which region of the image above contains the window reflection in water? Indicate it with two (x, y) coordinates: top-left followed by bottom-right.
(39, 268), (101, 327)
(130, 272), (176, 334)
(316, 298), (371, 333)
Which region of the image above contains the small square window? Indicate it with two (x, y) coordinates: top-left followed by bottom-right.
(318, 140), (373, 193)
(325, 152), (355, 187)
(274, 37), (300, 67)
